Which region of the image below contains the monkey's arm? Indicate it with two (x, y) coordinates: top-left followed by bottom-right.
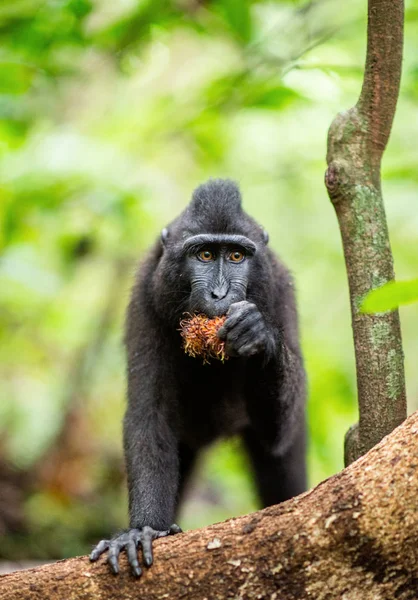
(125, 398), (180, 528)
(90, 337), (182, 577)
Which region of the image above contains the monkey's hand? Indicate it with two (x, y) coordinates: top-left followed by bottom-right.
(89, 524), (182, 577)
(217, 301), (275, 358)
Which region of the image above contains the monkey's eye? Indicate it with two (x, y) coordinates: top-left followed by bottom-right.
(198, 249), (215, 262)
(229, 250), (245, 263)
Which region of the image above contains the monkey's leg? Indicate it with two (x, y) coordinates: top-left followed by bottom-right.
(242, 424), (306, 507)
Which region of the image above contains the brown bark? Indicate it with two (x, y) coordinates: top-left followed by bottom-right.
(1, 410), (418, 600)
(325, 0), (407, 465)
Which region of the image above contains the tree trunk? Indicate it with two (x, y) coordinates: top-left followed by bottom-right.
(1, 410), (417, 600)
(325, 0), (407, 466)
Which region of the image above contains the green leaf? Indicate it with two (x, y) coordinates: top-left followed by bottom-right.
(361, 279), (418, 313)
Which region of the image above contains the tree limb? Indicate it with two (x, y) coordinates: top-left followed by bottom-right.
(325, 0), (407, 464)
(1, 410), (417, 599)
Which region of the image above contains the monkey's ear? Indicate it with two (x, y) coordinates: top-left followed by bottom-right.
(262, 229), (269, 244)
(161, 228), (169, 246)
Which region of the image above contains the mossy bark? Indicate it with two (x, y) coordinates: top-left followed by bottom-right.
(1, 411), (418, 600)
(325, 0), (407, 464)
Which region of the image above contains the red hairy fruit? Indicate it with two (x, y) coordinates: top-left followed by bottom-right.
(179, 314), (228, 364)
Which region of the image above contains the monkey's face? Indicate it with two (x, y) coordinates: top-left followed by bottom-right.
(182, 233), (257, 318)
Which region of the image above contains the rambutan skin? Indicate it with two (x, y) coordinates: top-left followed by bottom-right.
(179, 314), (228, 363)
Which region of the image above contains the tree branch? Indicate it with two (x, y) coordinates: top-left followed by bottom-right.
(358, 0), (404, 155)
(1, 411), (418, 599)
(325, 0), (406, 464)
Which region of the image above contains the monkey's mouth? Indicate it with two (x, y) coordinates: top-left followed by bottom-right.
(205, 303), (231, 318)
(189, 297), (238, 319)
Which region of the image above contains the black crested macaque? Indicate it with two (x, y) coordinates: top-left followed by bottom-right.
(90, 179), (306, 577)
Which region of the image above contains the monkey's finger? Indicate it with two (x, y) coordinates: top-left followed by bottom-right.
(140, 531), (154, 567)
(126, 540), (142, 578)
(218, 306), (258, 337)
(218, 312), (245, 336)
(228, 320), (260, 347)
(155, 523), (182, 538)
(169, 524), (182, 535)
(89, 540), (110, 561)
(107, 543), (122, 575)
(218, 307), (247, 336)
(217, 326), (227, 340)
(237, 342), (261, 357)
(217, 317), (242, 339)
(227, 300), (252, 314)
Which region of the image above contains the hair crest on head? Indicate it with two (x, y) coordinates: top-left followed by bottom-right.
(188, 178), (243, 234)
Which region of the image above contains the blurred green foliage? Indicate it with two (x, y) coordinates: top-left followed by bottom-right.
(0, 0), (417, 559)
(362, 279), (418, 313)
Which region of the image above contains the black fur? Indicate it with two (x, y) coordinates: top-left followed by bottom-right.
(90, 179), (307, 576)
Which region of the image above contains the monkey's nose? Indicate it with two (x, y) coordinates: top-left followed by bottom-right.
(211, 286), (228, 301)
